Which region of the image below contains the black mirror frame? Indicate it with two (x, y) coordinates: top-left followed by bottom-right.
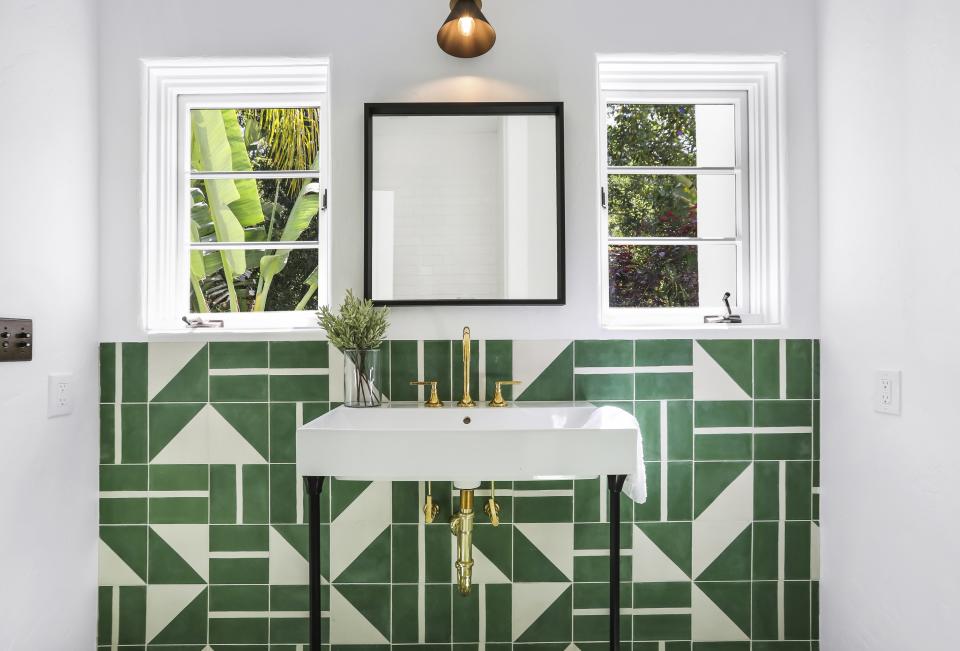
(363, 102), (566, 306)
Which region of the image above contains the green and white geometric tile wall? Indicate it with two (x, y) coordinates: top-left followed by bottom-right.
(98, 338), (820, 650)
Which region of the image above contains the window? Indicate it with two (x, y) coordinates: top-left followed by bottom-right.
(143, 59), (330, 332)
(598, 57), (783, 327)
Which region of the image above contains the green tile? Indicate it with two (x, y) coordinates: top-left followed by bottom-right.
(424, 340), (452, 402)
(667, 401), (693, 460)
(694, 433), (752, 460)
(271, 585), (308, 611)
(270, 374), (328, 402)
(101, 464), (148, 492)
(242, 464), (269, 523)
(148, 497), (207, 524)
(575, 339), (633, 366)
(635, 401), (661, 459)
(635, 372), (693, 399)
(149, 464), (207, 491)
(209, 617), (268, 644)
(694, 462), (749, 518)
(635, 339), (692, 366)
(100, 497), (147, 524)
(392, 584), (419, 643)
(634, 582), (691, 608)
(100, 343), (116, 403)
(392, 524), (419, 583)
(270, 464), (299, 524)
(755, 400), (812, 427)
(121, 342), (148, 403)
(813, 339), (821, 399)
(210, 557), (269, 584)
(120, 404), (148, 464)
(518, 342), (574, 402)
(694, 401), (752, 428)
(785, 521), (811, 580)
(753, 340), (780, 399)
(753, 461), (780, 521)
(485, 340), (514, 400)
(514, 495), (572, 523)
(425, 525), (452, 583)
(752, 522), (779, 580)
(147, 403), (204, 461)
(210, 584), (269, 611)
(210, 464), (237, 524)
(150, 345), (208, 403)
(270, 617), (309, 644)
(785, 340), (813, 399)
(485, 583), (512, 642)
(99, 404), (115, 464)
(269, 403), (296, 463)
(100, 526), (148, 582)
(117, 586), (146, 645)
(210, 374), (268, 402)
(574, 478), (601, 522)
(452, 586), (480, 642)
(392, 481), (420, 523)
(755, 433), (812, 460)
(389, 340), (419, 401)
(633, 613), (690, 641)
(425, 584), (452, 642)
(210, 525), (269, 552)
(270, 341), (328, 368)
(575, 373), (633, 401)
(634, 462), (661, 522)
(210, 342), (268, 368)
(666, 461), (693, 521)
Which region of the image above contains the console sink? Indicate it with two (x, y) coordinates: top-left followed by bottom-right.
(296, 402), (639, 486)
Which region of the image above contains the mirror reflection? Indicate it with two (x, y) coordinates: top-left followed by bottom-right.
(366, 106), (563, 304)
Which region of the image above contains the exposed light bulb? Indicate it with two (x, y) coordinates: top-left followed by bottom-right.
(457, 16), (476, 37)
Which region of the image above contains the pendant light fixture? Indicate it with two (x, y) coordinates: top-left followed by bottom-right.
(437, 0), (496, 58)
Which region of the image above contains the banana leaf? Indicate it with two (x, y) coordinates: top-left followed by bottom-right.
(253, 182), (320, 311)
(295, 266), (320, 311)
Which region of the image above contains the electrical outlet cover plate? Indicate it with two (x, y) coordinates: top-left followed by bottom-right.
(875, 370), (901, 415)
(48, 373), (74, 418)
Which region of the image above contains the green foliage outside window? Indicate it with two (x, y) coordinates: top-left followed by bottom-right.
(607, 104), (700, 307)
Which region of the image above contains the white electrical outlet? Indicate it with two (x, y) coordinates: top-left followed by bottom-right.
(874, 370), (901, 415)
(48, 373), (74, 417)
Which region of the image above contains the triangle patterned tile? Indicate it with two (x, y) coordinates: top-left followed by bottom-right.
(635, 522), (692, 579)
(99, 541), (146, 586)
(147, 528), (205, 585)
(515, 341), (573, 401)
(694, 461), (751, 519)
(515, 523), (572, 581)
(148, 403), (206, 462)
(694, 522), (752, 581)
(149, 343), (207, 403)
(691, 582), (749, 642)
(513, 584), (572, 642)
(330, 482), (390, 580)
(330, 584), (390, 644)
(210, 403), (268, 460)
(335, 526), (390, 583)
(146, 585), (207, 645)
(694, 341), (751, 400)
(269, 525), (309, 585)
(474, 523), (512, 582)
(99, 526), (147, 585)
(693, 581), (751, 640)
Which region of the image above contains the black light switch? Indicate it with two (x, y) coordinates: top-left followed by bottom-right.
(0, 318), (33, 362)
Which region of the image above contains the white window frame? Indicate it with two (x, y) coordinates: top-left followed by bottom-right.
(142, 58), (331, 333)
(598, 55), (783, 328)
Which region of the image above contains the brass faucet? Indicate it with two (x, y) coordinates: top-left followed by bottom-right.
(457, 327), (476, 407)
(450, 488), (475, 595)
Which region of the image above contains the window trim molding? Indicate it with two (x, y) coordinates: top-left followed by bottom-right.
(141, 58), (331, 334)
(597, 54), (784, 328)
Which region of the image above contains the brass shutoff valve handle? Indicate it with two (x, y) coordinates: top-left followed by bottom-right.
(410, 380), (444, 407)
(488, 380), (521, 407)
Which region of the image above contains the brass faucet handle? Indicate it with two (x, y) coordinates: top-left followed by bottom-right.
(483, 498), (501, 526)
(423, 495), (440, 523)
(488, 380), (522, 407)
(410, 380), (444, 407)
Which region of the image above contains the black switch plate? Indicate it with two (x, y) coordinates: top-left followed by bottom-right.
(0, 318), (33, 362)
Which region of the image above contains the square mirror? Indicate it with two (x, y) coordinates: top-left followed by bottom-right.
(364, 103), (565, 305)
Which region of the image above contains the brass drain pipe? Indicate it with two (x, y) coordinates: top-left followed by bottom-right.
(450, 489), (475, 595)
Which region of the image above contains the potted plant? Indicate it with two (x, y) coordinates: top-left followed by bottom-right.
(318, 290), (390, 407)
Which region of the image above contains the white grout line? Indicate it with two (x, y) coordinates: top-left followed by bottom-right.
(236, 466), (244, 524)
(778, 459), (786, 640)
(660, 400), (668, 522)
(111, 586), (120, 650)
(478, 583), (486, 645)
(779, 340), (788, 400)
(418, 481), (426, 644)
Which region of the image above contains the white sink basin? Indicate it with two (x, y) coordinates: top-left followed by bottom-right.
(296, 402), (639, 486)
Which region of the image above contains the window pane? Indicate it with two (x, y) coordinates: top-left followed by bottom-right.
(190, 178), (320, 244)
(606, 103), (735, 168)
(608, 244), (738, 308)
(608, 174), (737, 239)
(190, 247), (319, 313)
(608, 174), (696, 238)
(191, 108), (320, 172)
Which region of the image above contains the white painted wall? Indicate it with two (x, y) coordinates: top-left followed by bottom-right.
(819, 0), (960, 648)
(97, 0), (820, 341)
(0, 0), (100, 648)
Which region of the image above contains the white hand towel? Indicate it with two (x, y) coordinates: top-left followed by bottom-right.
(623, 427), (647, 503)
